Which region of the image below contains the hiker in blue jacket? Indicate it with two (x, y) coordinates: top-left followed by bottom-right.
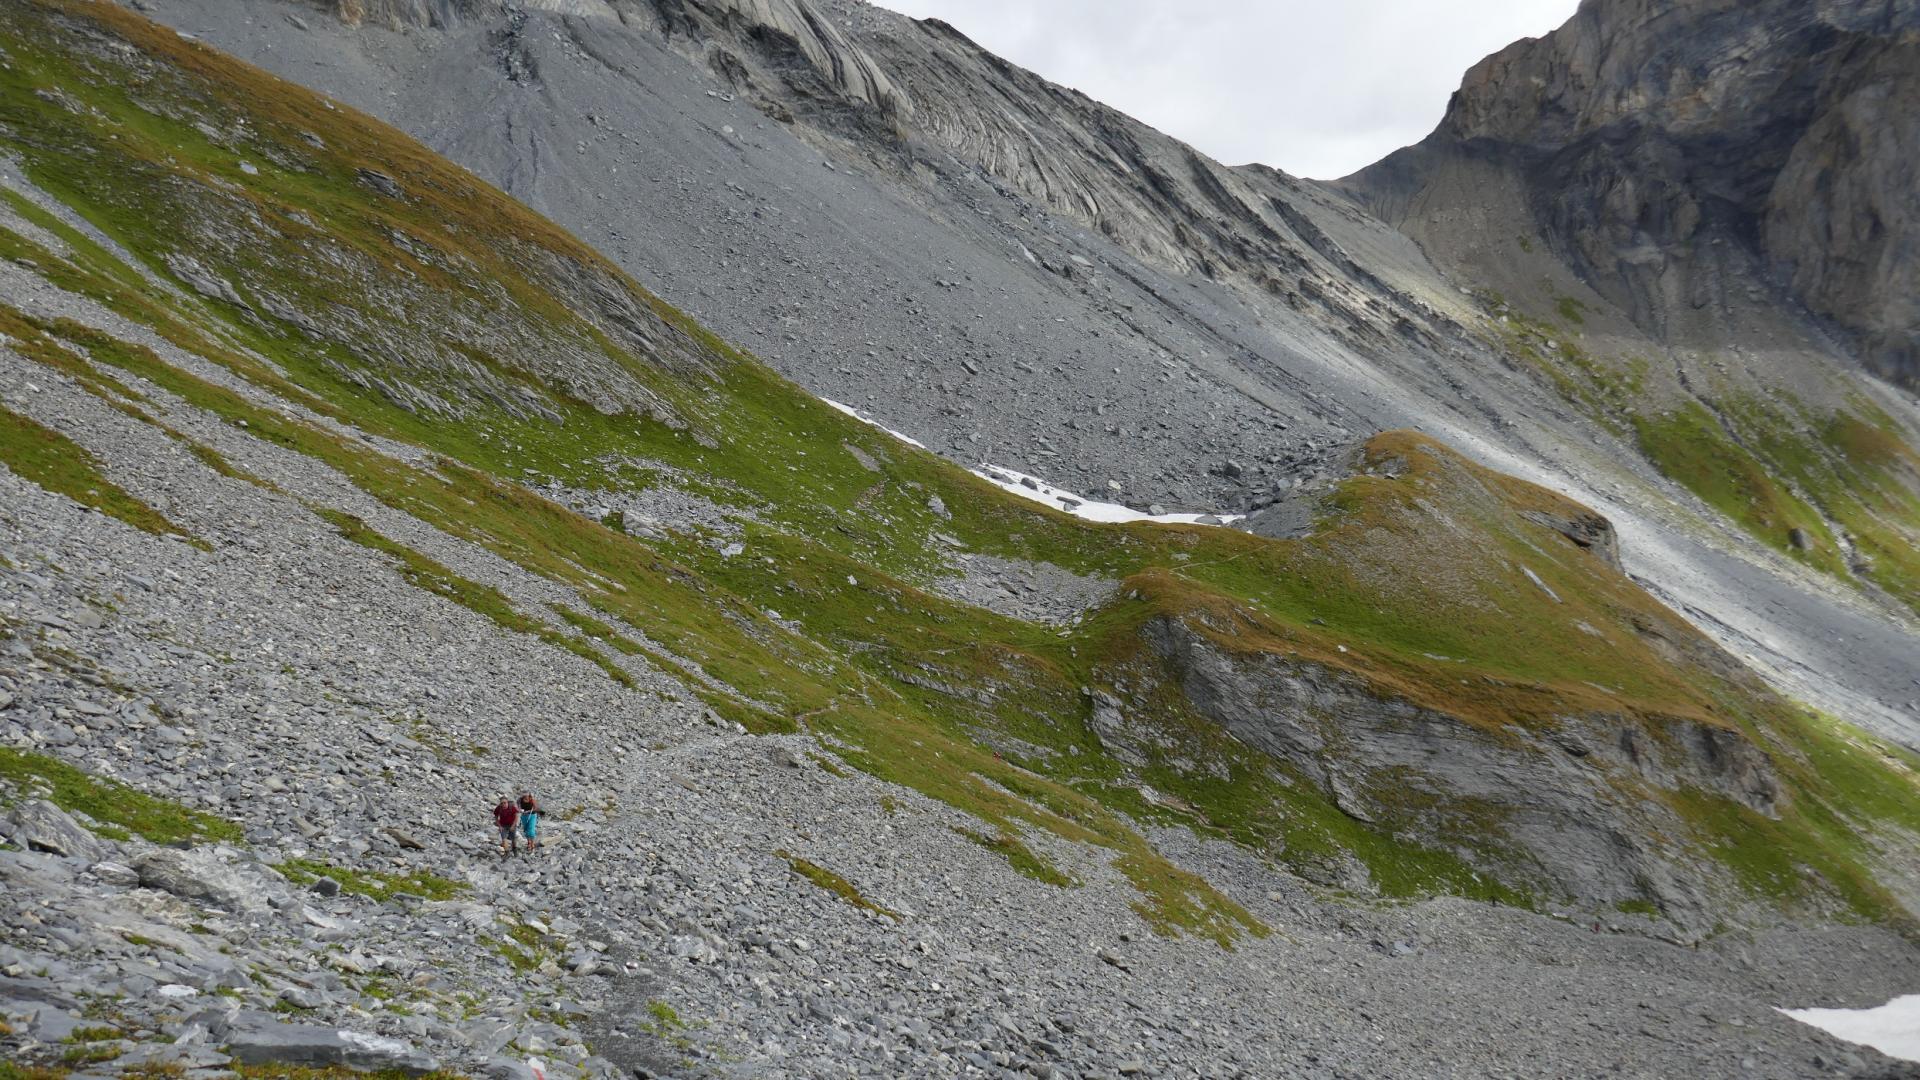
(517, 792), (542, 853)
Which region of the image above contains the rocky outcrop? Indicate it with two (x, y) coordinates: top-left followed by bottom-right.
(1522, 509), (1622, 571)
(3, 800), (109, 862)
(1347, 0), (1920, 385)
(1139, 615), (1780, 928)
(651, 0), (911, 123)
(324, 0), (615, 29)
(314, 0), (909, 121)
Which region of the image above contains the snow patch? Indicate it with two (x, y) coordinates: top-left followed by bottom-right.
(971, 464), (1242, 528)
(820, 397), (1242, 527)
(1781, 994), (1920, 1063)
(817, 399), (1236, 526)
(821, 398), (926, 449)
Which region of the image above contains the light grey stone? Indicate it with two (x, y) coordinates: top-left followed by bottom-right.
(223, 1017), (441, 1076)
(9, 800), (107, 862)
(89, 860), (142, 886)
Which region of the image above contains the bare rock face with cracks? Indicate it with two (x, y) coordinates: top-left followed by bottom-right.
(1348, 0), (1920, 388)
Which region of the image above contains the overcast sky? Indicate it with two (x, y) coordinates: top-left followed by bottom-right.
(875, 0), (1580, 179)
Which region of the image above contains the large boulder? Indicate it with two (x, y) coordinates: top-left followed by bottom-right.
(133, 848), (282, 914)
(6, 800), (109, 862)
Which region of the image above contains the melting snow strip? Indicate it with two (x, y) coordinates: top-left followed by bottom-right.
(970, 464), (1242, 527)
(820, 398), (926, 449)
(1780, 994), (1920, 1063)
(819, 398), (1242, 528)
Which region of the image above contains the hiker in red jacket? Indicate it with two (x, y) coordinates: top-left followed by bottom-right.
(493, 796), (520, 858)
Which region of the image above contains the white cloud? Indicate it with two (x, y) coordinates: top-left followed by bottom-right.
(874, 0), (1579, 179)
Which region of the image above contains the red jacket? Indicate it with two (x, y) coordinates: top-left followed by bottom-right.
(494, 803), (519, 829)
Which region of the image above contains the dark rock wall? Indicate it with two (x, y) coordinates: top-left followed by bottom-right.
(1349, 0), (1920, 384)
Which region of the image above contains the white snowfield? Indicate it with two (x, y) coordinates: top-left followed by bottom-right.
(970, 464), (1242, 527)
(823, 399), (1243, 527)
(1781, 994), (1920, 1063)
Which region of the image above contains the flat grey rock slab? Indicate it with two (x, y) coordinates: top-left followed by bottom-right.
(8, 799), (108, 862)
(222, 1016), (442, 1076)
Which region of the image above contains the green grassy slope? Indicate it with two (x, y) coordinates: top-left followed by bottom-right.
(1488, 294), (1920, 615)
(1, 0), (1914, 930)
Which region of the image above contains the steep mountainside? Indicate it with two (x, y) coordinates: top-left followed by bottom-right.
(1349, 0), (1920, 387)
(135, 0), (1920, 755)
(2, 1), (1919, 1077)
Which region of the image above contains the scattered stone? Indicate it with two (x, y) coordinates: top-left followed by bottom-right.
(381, 826), (426, 851)
(89, 860), (142, 886)
(356, 168), (404, 198)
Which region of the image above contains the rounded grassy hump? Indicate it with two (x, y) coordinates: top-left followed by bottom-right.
(1094, 430), (1770, 737)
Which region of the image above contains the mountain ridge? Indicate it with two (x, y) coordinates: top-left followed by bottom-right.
(137, 0), (1920, 750)
(1346, 0), (1920, 387)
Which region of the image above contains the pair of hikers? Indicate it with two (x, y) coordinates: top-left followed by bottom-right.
(492, 792), (543, 857)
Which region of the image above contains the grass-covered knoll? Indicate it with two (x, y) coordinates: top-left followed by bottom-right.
(1125, 433), (1745, 730)
(3, 0), (1914, 930)
(0, 747), (243, 846)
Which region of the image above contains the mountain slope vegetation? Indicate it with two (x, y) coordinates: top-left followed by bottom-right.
(0, 0), (1916, 952)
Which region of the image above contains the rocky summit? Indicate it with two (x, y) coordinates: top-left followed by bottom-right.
(0, 1), (1917, 1079)
(1348, 0), (1920, 388)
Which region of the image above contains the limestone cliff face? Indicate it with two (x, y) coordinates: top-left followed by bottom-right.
(316, 0), (908, 115)
(1349, 0), (1920, 385)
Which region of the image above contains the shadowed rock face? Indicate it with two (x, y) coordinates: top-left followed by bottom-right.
(1349, 0), (1920, 386)
(1138, 613), (1784, 931)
